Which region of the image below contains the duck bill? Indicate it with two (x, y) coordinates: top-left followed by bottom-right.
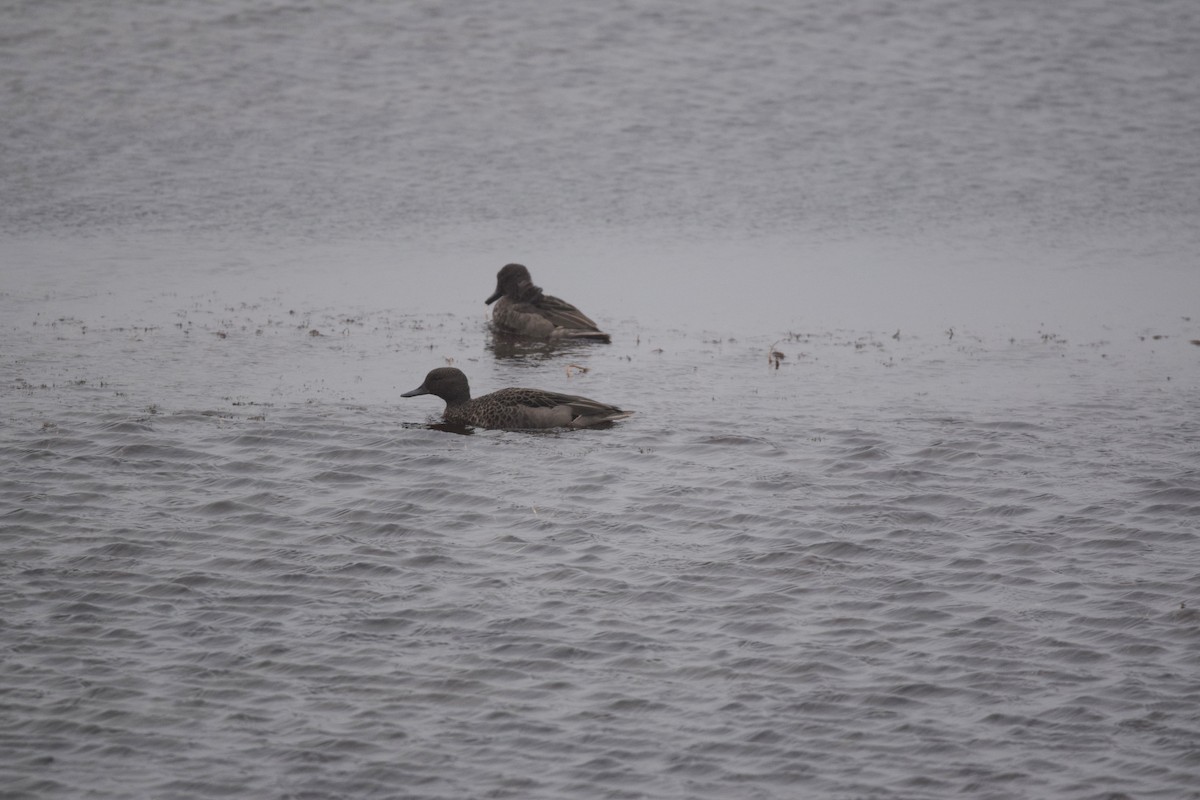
(484, 286), (503, 305)
(401, 384), (430, 397)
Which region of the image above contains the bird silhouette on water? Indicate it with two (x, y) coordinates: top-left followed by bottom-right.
(485, 263), (611, 342)
(402, 367), (633, 430)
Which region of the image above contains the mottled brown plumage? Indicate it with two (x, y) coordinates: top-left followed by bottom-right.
(485, 263), (611, 342)
(402, 367), (633, 430)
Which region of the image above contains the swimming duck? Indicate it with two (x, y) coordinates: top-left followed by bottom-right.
(402, 367), (633, 430)
(484, 263), (611, 342)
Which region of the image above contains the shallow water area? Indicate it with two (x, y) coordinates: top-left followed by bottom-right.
(3, 237), (1199, 799)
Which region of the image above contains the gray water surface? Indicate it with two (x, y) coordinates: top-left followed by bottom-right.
(3, 1), (1199, 798)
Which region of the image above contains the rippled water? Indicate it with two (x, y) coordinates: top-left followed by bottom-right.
(3, 0), (1200, 798)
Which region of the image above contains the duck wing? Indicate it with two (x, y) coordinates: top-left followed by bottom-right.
(511, 389), (634, 428)
(530, 294), (603, 332)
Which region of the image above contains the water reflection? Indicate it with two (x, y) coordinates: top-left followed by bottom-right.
(429, 421), (475, 436)
(398, 420), (475, 435)
(485, 330), (608, 363)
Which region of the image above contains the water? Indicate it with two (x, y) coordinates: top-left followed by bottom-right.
(3, 1), (1199, 798)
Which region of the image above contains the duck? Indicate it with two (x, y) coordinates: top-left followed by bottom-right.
(485, 263), (611, 342)
(402, 367), (633, 430)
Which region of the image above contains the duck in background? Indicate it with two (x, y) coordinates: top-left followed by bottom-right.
(485, 263), (611, 342)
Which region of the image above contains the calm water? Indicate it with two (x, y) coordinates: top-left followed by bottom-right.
(3, 1), (1199, 798)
